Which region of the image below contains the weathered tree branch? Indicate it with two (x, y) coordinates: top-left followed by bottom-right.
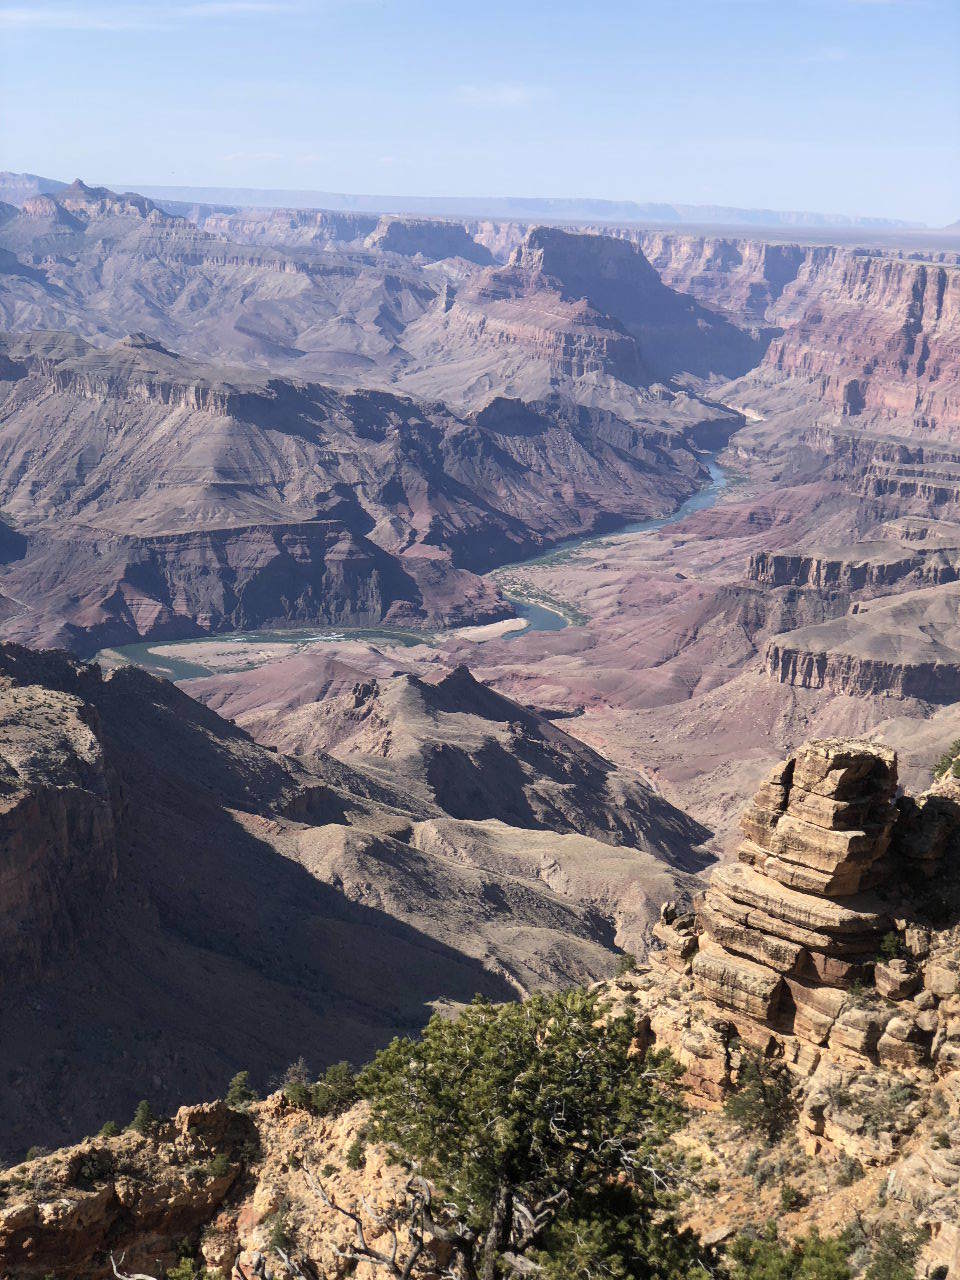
(109, 1254), (159, 1280)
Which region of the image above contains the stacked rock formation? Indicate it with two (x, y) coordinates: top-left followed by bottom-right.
(655, 742), (911, 1070)
(691, 741), (897, 1052)
(644, 739), (960, 1087)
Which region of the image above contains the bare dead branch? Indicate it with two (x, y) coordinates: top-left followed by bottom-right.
(274, 1245), (310, 1279)
(109, 1253), (159, 1280)
(500, 1253), (543, 1277)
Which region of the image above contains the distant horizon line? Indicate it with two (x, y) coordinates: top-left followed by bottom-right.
(3, 169), (949, 233)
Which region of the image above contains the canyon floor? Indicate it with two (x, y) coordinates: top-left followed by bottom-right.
(152, 424), (960, 858)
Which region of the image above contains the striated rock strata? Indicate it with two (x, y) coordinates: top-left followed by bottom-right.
(637, 737), (960, 1113)
(631, 737), (960, 1273)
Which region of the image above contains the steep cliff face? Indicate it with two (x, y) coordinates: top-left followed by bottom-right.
(397, 226), (762, 416)
(748, 544), (960, 593)
(189, 205), (379, 250)
(751, 252), (960, 435)
(364, 215), (493, 264)
(0, 674), (118, 977)
(500, 227), (763, 382)
(640, 232), (811, 323)
(640, 233), (960, 437)
(760, 581), (960, 703)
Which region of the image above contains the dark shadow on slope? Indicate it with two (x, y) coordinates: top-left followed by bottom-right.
(0, 797), (516, 1160)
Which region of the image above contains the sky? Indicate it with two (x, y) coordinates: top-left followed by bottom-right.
(0, 0), (958, 225)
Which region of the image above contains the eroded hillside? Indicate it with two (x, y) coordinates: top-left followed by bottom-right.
(0, 642), (707, 1155)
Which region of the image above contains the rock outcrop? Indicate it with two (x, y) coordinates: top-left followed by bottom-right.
(641, 234), (960, 438)
(636, 737), (960, 1114)
(690, 741), (898, 1036)
(364, 215), (493, 264)
(625, 737), (960, 1274)
(0, 1101), (255, 1279)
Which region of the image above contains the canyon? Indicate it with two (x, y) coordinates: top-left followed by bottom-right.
(0, 642), (707, 1156)
(1, 172), (958, 932)
(0, 170), (960, 1276)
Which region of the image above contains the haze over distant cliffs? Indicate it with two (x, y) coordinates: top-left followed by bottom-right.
(11, 174), (924, 230)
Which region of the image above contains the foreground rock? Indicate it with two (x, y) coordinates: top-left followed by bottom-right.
(2, 737), (958, 1279)
(630, 737), (960, 1274)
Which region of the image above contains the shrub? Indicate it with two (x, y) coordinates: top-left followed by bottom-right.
(225, 1070), (257, 1109)
(728, 1223), (852, 1280)
(616, 952), (638, 977)
(858, 1081), (919, 1139)
(879, 932), (903, 960)
(267, 1207), (293, 1251)
(129, 1100), (157, 1135)
(204, 1153), (232, 1180)
(865, 1224), (925, 1280)
(165, 1261), (198, 1280)
(534, 1182), (710, 1280)
(70, 1147), (115, 1188)
(344, 1137), (364, 1170)
(283, 1056), (310, 1085)
(724, 1051), (797, 1142)
(836, 1154), (864, 1186)
(311, 1061), (357, 1117)
(98, 1120), (120, 1138)
(359, 988), (697, 1279)
(283, 1081), (313, 1110)
(780, 1182), (804, 1210)
(933, 738), (960, 779)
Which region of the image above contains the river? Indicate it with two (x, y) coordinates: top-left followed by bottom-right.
(503, 456), (728, 631)
(98, 456), (730, 679)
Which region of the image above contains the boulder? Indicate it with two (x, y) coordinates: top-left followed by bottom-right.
(691, 938), (785, 1021)
(877, 1015), (931, 1067)
(924, 962), (959, 998)
(875, 959), (921, 1000)
(829, 1006), (890, 1055)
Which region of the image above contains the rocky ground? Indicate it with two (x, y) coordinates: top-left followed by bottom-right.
(2, 736), (957, 1280)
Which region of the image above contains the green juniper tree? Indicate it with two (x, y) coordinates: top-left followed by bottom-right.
(312, 988), (708, 1280)
(728, 1223), (853, 1280)
(225, 1070), (257, 1110)
(128, 1100), (157, 1136)
(724, 1051), (797, 1143)
(312, 1060), (357, 1117)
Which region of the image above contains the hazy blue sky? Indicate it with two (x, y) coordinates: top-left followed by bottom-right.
(1, 0), (957, 224)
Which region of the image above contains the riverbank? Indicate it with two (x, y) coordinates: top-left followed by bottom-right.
(98, 455), (731, 678)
